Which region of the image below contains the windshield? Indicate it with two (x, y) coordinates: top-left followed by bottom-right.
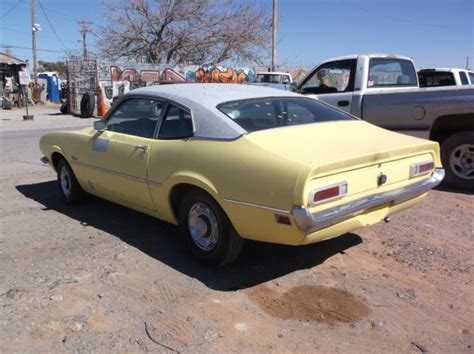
(217, 97), (356, 133)
(368, 58), (418, 87)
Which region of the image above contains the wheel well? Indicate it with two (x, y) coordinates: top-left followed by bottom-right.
(169, 183), (215, 222)
(51, 152), (66, 172)
(430, 114), (474, 143)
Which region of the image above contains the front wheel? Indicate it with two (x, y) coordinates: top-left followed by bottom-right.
(179, 190), (244, 266)
(441, 131), (474, 191)
(57, 159), (86, 204)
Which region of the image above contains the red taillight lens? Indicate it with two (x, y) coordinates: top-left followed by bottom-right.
(410, 161), (434, 178)
(310, 182), (348, 206)
(314, 186), (340, 202)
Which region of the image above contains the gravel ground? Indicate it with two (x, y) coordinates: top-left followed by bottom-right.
(0, 106), (473, 353)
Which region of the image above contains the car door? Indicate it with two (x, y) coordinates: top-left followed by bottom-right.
(147, 103), (195, 219)
(84, 97), (164, 210)
(298, 59), (356, 113)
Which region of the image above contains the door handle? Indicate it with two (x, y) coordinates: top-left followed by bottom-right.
(135, 144), (149, 152)
(337, 100), (350, 107)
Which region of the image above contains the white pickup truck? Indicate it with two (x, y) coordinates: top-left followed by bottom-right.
(418, 68), (474, 87)
(297, 54), (474, 190)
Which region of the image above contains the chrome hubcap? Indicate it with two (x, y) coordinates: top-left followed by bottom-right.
(449, 144), (474, 180)
(188, 202), (219, 251)
(60, 167), (72, 198)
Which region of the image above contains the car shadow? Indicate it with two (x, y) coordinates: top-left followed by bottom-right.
(435, 184), (473, 196)
(16, 181), (363, 291)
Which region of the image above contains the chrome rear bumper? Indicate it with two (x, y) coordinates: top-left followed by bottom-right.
(293, 168), (445, 234)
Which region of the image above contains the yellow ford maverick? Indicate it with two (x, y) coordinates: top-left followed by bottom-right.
(40, 84), (444, 265)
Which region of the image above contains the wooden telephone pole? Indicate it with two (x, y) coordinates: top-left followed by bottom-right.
(31, 0), (38, 84)
(77, 20), (92, 60)
(271, 0), (277, 71)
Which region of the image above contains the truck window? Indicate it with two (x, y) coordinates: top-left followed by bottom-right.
(300, 60), (355, 95)
(418, 71), (456, 87)
(368, 58), (417, 87)
(469, 72), (474, 84)
(256, 74), (284, 84)
(459, 71), (469, 85)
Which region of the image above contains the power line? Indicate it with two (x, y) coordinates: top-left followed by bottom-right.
(19, 0), (68, 18)
(0, 25), (75, 44)
(0, 44), (64, 53)
(342, 0), (448, 29)
(0, 0), (23, 21)
(37, 0), (67, 49)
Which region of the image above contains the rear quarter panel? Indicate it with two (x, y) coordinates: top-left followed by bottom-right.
(147, 137), (307, 244)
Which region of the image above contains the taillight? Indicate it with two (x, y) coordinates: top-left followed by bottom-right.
(410, 161), (434, 178)
(310, 182), (348, 206)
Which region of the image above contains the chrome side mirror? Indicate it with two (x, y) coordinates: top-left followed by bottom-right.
(93, 120), (106, 131)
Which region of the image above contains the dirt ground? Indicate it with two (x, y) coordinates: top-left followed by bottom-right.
(0, 105), (473, 353)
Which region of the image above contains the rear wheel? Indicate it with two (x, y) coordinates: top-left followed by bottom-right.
(57, 159), (86, 204)
(441, 131), (474, 191)
(179, 190), (244, 266)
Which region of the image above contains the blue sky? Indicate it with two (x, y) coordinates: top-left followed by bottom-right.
(0, 0), (473, 69)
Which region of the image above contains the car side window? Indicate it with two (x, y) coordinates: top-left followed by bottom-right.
(300, 60), (355, 95)
(106, 98), (164, 138)
(459, 71), (469, 85)
(159, 104), (194, 139)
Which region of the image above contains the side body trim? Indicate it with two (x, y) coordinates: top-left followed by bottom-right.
(223, 198), (290, 214)
(71, 160), (162, 186)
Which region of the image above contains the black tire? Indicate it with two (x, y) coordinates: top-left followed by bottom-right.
(57, 159), (86, 204)
(179, 190), (244, 266)
(441, 131), (474, 191)
(60, 99), (69, 114)
(80, 92), (95, 118)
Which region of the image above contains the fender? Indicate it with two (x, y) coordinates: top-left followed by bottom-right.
(149, 171), (220, 224)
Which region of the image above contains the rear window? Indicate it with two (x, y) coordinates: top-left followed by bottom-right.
(217, 97), (356, 133)
(459, 71), (469, 85)
(368, 58), (417, 87)
(469, 72), (474, 84)
(256, 74), (284, 84)
(418, 71), (456, 87)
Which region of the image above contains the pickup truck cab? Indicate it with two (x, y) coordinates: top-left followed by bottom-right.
(297, 54), (474, 190)
(418, 68), (474, 87)
(255, 72), (293, 84)
(251, 72), (295, 91)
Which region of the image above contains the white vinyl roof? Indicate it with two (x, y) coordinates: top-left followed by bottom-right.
(129, 83), (302, 140)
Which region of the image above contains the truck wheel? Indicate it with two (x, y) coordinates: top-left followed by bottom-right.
(80, 92), (95, 118)
(60, 99), (69, 114)
(179, 190), (244, 266)
(57, 159), (86, 204)
(441, 131), (474, 191)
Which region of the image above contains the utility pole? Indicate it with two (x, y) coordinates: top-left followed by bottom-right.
(466, 56), (470, 70)
(31, 0), (38, 84)
(271, 0), (277, 71)
(77, 20), (92, 61)
(3, 45), (13, 55)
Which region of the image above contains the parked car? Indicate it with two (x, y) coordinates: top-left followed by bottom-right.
(418, 68), (474, 87)
(251, 71), (295, 91)
(297, 54), (474, 189)
(40, 84), (444, 265)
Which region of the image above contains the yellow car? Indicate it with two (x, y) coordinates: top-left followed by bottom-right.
(40, 84), (444, 265)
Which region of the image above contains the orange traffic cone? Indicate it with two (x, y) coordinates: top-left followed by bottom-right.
(98, 87), (106, 118)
